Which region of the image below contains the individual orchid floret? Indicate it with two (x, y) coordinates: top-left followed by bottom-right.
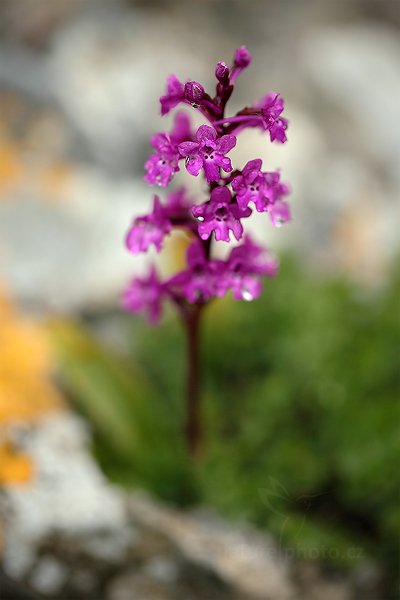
(145, 133), (180, 187)
(219, 236), (279, 301)
(230, 46), (252, 84)
(233, 45), (252, 68)
(184, 82), (223, 118)
(126, 196), (172, 255)
(160, 74), (185, 116)
(232, 159), (265, 210)
(184, 81), (205, 105)
(233, 162), (291, 213)
(178, 125), (236, 183)
(122, 267), (165, 324)
(212, 92), (288, 143)
(263, 171), (290, 203)
(161, 76), (222, 120)
(215, 61), (230, 84)
(228, 236), (279, 277)
(268, 200), (291, 227)
(167, 241), (223, 303)
(145, 112), (193, 187)
(257, 93), (288, 143)
(192, 185), (251, 242)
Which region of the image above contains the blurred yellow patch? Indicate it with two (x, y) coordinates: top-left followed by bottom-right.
(0, 289), (62, 425)
(38, 161), (72, 201)
(0, 443), (33, 486)
(0, 141), (23, 193)
(159, 229), (193, 278)
(0, 287), (62, 487)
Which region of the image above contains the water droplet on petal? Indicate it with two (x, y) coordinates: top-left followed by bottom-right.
(274, 217), (285, 227)
(242, 289), (253, 301)
(197, 216), (205, 221)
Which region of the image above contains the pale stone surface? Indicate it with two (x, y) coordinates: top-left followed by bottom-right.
(2, 412), (129, 581)
(47, 5), (212, 170)
(0, 410), (359, 600)
(128, 493), (295, 600)
(302, 25), (400, 171)
(0, 169), (149, 312)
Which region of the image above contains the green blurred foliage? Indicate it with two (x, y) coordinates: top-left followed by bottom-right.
(51, 255), (400, 579)
(50, 321), (198, 504)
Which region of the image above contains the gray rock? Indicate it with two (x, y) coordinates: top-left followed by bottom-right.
(128, 493), (295, 600)
(302, 24), (400, 172)
(2, 412), (130, 584)
(0, 169), (149, 312)
(29, 557), (68, 596)
(47, 5), (211, 171)
(1, 409), (359, 600)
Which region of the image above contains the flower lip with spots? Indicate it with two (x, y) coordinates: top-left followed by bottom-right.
(192, 186), (251, 242)
(232, 160), (290, 213)
(178, 125), (236, 183)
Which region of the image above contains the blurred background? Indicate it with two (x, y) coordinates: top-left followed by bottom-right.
(0, 1), (399, 599)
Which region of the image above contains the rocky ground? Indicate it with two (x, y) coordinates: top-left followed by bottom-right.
(0, 411), (382, 600)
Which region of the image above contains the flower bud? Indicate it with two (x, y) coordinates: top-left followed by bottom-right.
(215, 61), (229, 84)
(184, 81), (205, 104)
(233, 46), (252, 68)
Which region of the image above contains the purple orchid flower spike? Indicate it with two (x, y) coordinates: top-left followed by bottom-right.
(122, 267), (165, 325)
(178, 125), (236, 183)
(160, 74), (185, 116)
(125, 196), (172, 255)
(192, 186), (251, 242)
(123, 45), (292, 457)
